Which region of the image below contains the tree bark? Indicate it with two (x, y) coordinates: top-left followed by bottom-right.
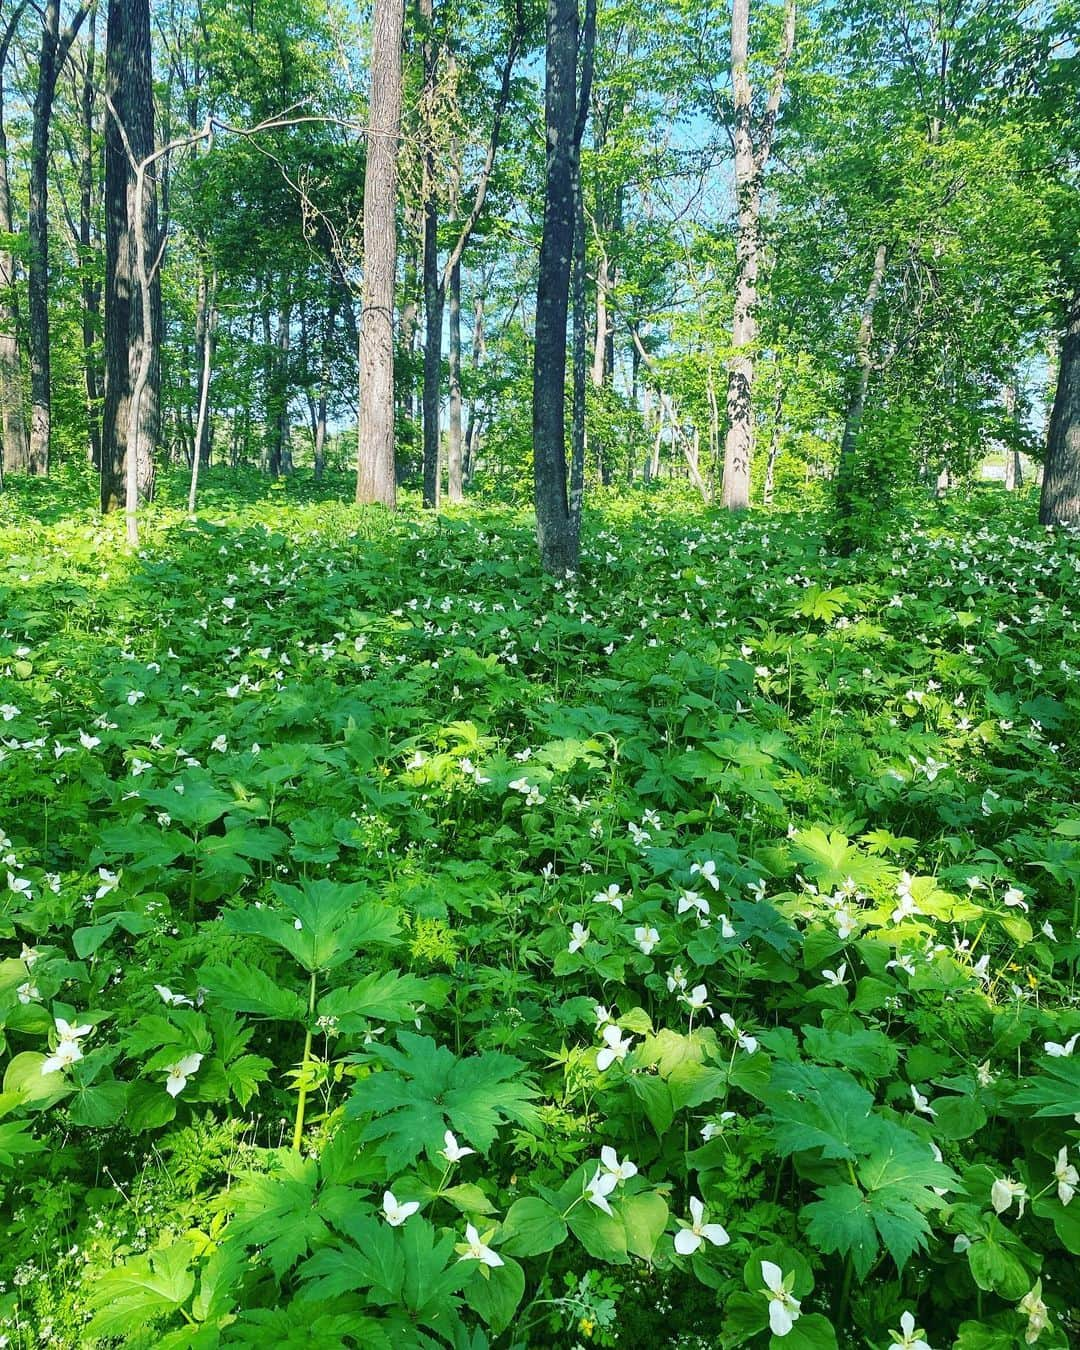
(720, 0), (795, 511)
(356, 0), (404, 506)
(447, 258), (464, 501)
(835, 241), (887, 516)
(763, 380), (783, 506)
(79, 7), (102, 471)
(102, 0), (157, 512)
(1002, 380), (1022, 491)
(533, 0), (595, 573)
(0, 2), (29, 477)
(569, 137), (587, 532)
(187, 268), (216, 512)
(1040, 291), (1080, 527)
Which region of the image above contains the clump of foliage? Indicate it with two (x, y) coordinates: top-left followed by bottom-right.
(1, 470), (1078, 1347)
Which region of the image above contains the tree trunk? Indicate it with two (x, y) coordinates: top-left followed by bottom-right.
(533, 0), (595, 573)
(79, 6), (102, 471)
(720, 0), (795, 511)
(569, 140), (587, 532)
(356, 0), (404, 506)
(420, 0), (441, 509)
(261, 298), (277, 475)
(1002, 380), (1022, 491)
(447, 258), (464, 502)
(278, 295), (292, 475)
(836, 241), (887, 516)
(1039, 292), (1080, 527)
(187, 268), (216, 512)
(0, 2), (29, 477)
(763, 381), (783, 506)
(102, 0), (157, 512)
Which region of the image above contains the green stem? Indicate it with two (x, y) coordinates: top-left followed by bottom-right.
(292, 970), (318, 1152)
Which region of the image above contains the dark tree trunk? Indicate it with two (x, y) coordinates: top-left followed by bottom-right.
(355, 0), (404, 506)
(1040, 291), (1080, 527)
(533, 0), (595, 573)
(420, 0), (441, 509)
(569, 141), (586, 533)
(101, 0), (157, 512)
(80, 7), (102, 471)
(0, 2), (29, 477)
(447, 259), (464, 501)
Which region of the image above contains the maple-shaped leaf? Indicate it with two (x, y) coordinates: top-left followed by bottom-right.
(220, 1153), (332, 1278)
(86, 1241), (196, 1338)
(760, 1060), (880, 1160)
(346, 1031), (540, 1170)
(1009, 1057), (1080, 1117)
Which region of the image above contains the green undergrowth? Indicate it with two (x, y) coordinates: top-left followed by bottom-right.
(1, 470), (1078, 1348)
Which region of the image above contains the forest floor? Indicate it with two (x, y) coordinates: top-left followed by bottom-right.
(1, 469), (1078, 1349)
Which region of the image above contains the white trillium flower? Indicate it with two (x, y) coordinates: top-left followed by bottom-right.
(41, 1038), (84, 1075)
(666, 964), (688, 993)
(155, 984), (194, 1007)
(678, 889), (709, 918)
(1054, 1146), (1077, 1205)
(17, 981), (39, 1004)
(1044, 1033), (1079, 1057)
(1002, 887), (1028, 911)
(889, 1309), (933, 1350)
(990, 1176), (1027, 1218)
(718, 1011), (756, 1052)
(440, 1130), (476, 1163)
(910, 1085), (936, 1118)
(690, 860), (720, 891)
(568, 922), (589, 954)
(78, 730), (101, 750)
(1019, 1281), (1051, 1345)
(822, 963), (848, 988)
(586, 1166), (618, 1215)
(164, 1052), (204, 1097)
(682, 984), (713, 1017)
(761, 1261), (801, 1337)
(600, 1145), (637, 1182)
(719, 913), (737, 939)
(95, 867), (119, 899)
(674, 1196), (729, 1255)
(457, 1223), (503, 1267)
(596, 1024), (633, 1071)
(594, 1004), (613, 1027)
(7, 873), (31, 895)
(634, 925), (660, 955)
(592, 883), (624, 914)
(382, 1190), (420, 1226)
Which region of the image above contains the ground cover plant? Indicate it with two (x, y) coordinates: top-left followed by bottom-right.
(1, 470), (1079, 1348)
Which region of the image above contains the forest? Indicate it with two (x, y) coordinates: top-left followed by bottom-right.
(1, 0), (1079, 1346)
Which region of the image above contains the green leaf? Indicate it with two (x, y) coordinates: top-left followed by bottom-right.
(498, 1197), (568, 1258)
(566, 1197), (628, 1264)
(1009, 1058), (1080, 1116)
(126, 1080), (178, 1132)
(318, 970), (431, 1028)
(967, 1233), (1032, 1298)
(224, 879), (400, 972)
(200, 962), (306, 1022)
(226, 1153), (332, 1279)
(620, 1191), (669, 1262)
(463, 1256), (525, 1335)
(776, 1313), (839, 1350)
(86, 1242), (196, 1337)
(347, 1032), (539, 1172)
(630, 1074), (674, 1136)
(3, 1051), (73, 1107)
(68, 1078), (129, 1127)
(932, 1095), (987, 1141)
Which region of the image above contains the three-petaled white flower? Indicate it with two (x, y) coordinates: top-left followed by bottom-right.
(586, 1167), (618, 1215)
(889, 1309), (933, 1350)
(95, 867), (119, 899)
(682, 984), (713, 1018)
(456, 1223), (503, 1267)
(1019, 1281), (1051, 1344)
(568, 922), (590, 954)
(592, 884), (624, 914)
(634, 925), (660, 955)
(440, 1130), (476, 1164)
(678, 889), (709, 918)
(165, 1052), (204, 1097)
(596, 1024), (633, 1071)
(718, 1011), (755, 1052)
(1054, 1145), (1077, 1206)
(1002, 887), (1028, 912)
(910, 1085), (936, 1118)
(155, 984), (194, 1007)
(1045, 1033), (1078, 1057)
(673, 1196), (729, 1255)
(822, 963), (848, 988)
(382, 1190), (420, 1226)
(990, 1175), (1027, 1218)
(761, 1261), (801, 1336)
(690, 860), (719, 891)
(78, 730), (101, 750)
(600, 1145), (637, 1182)
(41, 1017), (92, 1076)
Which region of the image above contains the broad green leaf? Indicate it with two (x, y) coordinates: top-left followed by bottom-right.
(499, 1197), (568, 1257)
(86, 1241), (196, 1337)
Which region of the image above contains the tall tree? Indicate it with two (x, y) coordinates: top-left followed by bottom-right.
(719, 0), (795, 511)
(27, 0), (94, 474)
(101, 0), (159, 512)
(1040, 289), (1080, 526)
(532, 0), (596, 572)
(0, 1), (29, 478)
(356, 0), (405, 506)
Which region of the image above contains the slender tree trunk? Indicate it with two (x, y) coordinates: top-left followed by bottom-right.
(261, 298), (277, 475)
(1040, 291), (1080, 527)
(569, 140), (587, 532)
(28, 5), (60, 474)
(278, 294), (292, 475)
(592, 250), (609, 387)
(419, 0), (441, 508)
(533, 0), (595, 573)
(762, 381), (782, 506)
(0, 3), (29, 477)
(356, 0), (404, 506)
(400, 226), (420, 426)
(720, 0), (795, 511)
(79, 7), (102, 470)
(836, 241), (887, 516)
(187, 268), (216, 512)
(1002, 380), (1022, 491)
(447, 258), (464, 502)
